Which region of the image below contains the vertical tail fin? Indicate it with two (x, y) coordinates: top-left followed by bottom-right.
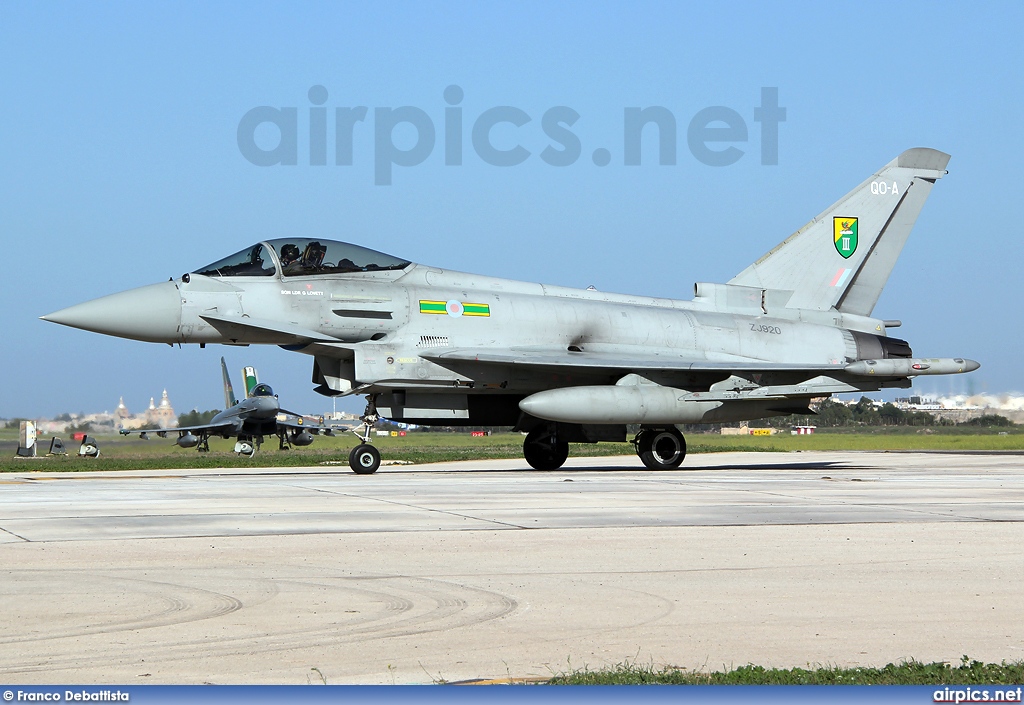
(243, 366), (259, 398)
(729, 148), (950, 315)
(221, 357), (238, 408)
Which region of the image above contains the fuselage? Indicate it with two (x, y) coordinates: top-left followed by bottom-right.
(176, 260), (886, 361)
(45, 245), (898, 397)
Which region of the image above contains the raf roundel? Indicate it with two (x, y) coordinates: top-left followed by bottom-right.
(445, 300), (464, 317)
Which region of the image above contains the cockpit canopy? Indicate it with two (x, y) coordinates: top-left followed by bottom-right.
(250, 383), (274, 397)
(192, 239), (411, 278)
(269, 238), (411, 276)
(194, 243), (276, 277)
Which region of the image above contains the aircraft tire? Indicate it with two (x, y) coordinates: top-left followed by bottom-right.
(636, 428), (686, 469)
(349, 444), (381, 474)
(523, 427), (569, 471)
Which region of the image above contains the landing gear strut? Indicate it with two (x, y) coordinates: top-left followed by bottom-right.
(348, 395), (382, 475)
(633, 427), (686, 469)
(523, 425), (569, 470)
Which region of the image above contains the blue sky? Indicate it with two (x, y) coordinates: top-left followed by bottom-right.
(2, 2), (1022, 418)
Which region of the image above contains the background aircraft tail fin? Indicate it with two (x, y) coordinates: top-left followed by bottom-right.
(243, 366), (259, 398)
(221, 357), (238, 408)
(728, 148), (950, 315)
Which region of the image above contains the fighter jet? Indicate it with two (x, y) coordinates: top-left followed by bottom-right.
(45, 148), (977, 474)
(119, 357), (334, 456)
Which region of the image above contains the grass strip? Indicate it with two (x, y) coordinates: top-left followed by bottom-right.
(547, 658), (1024, 685)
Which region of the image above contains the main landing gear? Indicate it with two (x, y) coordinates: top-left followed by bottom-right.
(632, 427), (687, 469)
(348, 396), (382, 474)
(523, 425), (570, 471)
(520, 424), (688, 471)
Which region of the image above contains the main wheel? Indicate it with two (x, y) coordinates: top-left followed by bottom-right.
(349, 444), (381, 474)
(523, 426), (569, 470)
(636, 428), (686, 469)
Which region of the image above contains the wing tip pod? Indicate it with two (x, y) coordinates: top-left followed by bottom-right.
(845, 357), (979, 377)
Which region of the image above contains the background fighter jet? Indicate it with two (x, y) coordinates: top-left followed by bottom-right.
(46, 148), (977, 474)
(119, 357), (334, 456)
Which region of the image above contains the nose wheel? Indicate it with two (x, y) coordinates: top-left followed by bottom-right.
(349, 444), (381, 474)
(634, 427), (686, 469)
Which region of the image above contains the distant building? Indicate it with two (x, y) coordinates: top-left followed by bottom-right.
(144, 390), (176, 429)
(894, 396), (941, 411)
(720, 424), (777, 436)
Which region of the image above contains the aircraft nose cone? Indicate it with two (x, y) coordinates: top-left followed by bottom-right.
(41, 281), (182, 343)
(250, 396), (279, 419)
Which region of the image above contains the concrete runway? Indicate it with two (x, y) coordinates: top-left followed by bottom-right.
(1, 450), (1022, 684)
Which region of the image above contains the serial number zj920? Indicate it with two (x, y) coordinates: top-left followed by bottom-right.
(750, 323), (782, 334)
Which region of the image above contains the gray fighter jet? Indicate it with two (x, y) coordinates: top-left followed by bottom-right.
(119, 357), (334, 456)
(45, 148), (977, 474)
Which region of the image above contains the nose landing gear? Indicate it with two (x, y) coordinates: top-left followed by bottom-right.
(234, 435), (262, 457)
(348, 395), (382, 474)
